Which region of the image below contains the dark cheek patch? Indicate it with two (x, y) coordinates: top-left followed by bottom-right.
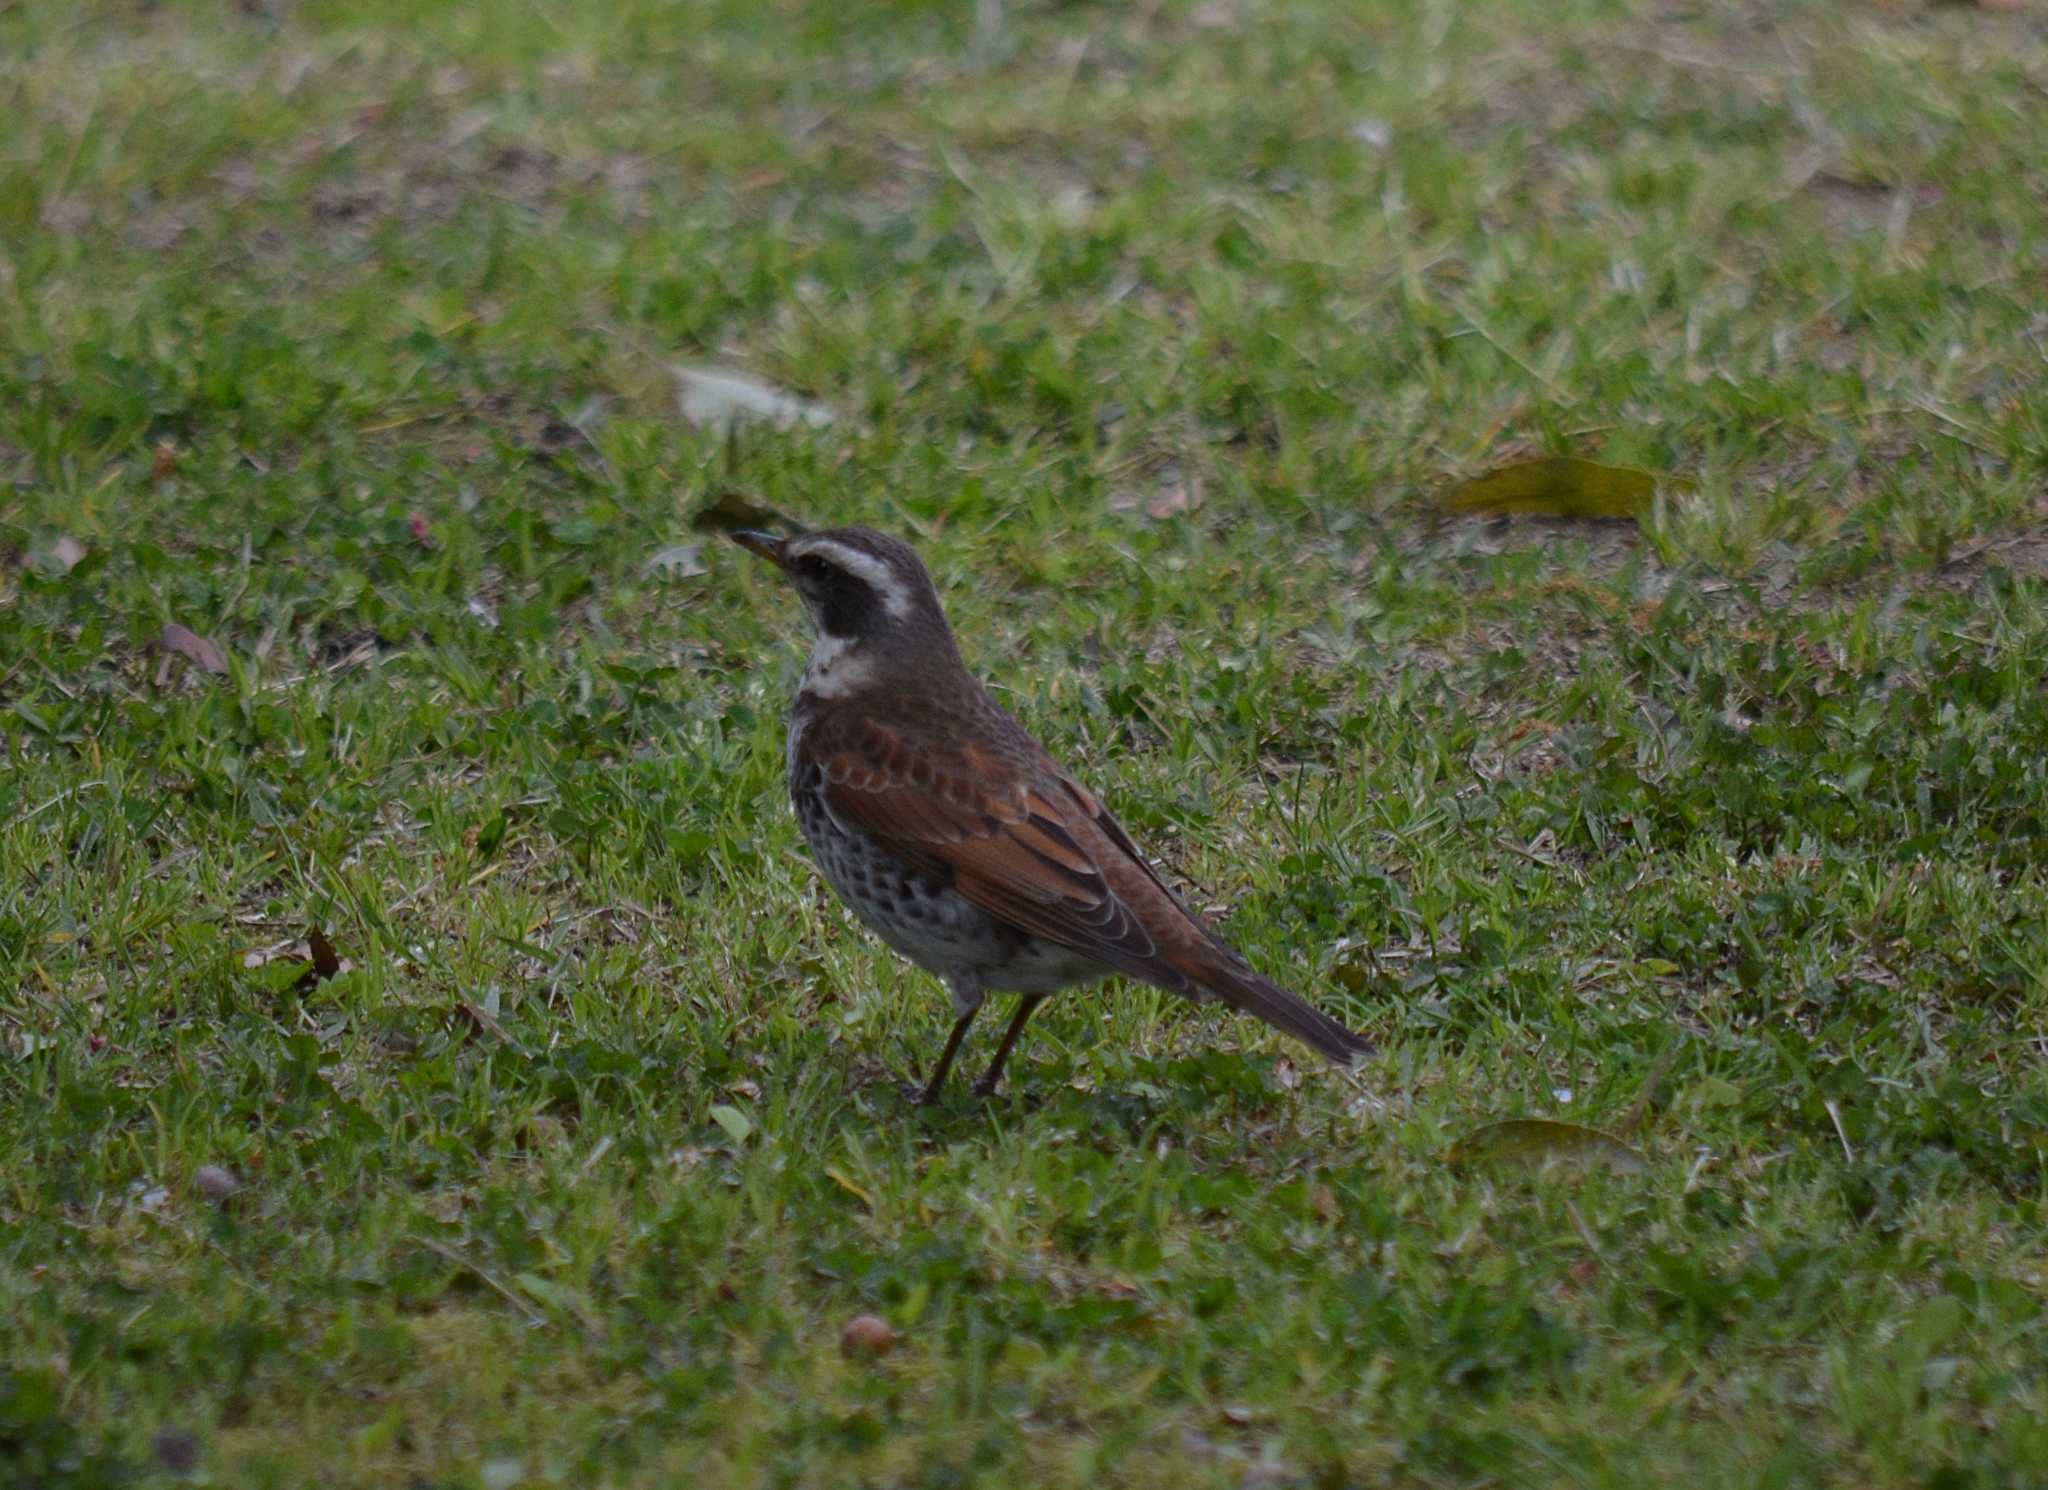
(818, 575), (873, 638)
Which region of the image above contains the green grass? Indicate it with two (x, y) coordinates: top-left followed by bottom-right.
(4, 0), (2048, 1484)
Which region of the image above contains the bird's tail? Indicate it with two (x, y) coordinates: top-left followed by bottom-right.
(1187, 954), (1373, 1067)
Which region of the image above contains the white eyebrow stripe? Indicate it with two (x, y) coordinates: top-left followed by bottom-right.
(786, 537), (914, 619)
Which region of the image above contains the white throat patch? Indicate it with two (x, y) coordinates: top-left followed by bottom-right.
(800, 630), (874, 699)
(785, 536), (915, 621)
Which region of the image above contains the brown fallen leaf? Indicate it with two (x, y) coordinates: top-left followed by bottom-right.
(1447, 1118), (1646, 1175)
(307, 927), (343, 981)
(158, 623), (229, 675)
(1442, 457), (1679, 520)
(281, 927), (353, 990)
(690, 488), (802, 536)
(151, 442), (179, 482)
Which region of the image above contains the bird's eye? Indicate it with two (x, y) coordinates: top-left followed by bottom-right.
(794, 554), (830, 579)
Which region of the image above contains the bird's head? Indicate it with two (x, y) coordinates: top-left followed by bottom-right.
(731, 525), (961, 670)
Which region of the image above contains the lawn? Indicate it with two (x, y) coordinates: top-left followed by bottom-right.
(4, 0), (2048, 1484)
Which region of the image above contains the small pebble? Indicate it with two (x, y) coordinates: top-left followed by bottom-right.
(839, 1313), (895, 1359)
(194, 1165), (239, 1202)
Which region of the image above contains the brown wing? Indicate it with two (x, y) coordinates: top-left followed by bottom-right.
(813, 709), (1178, 984)
(1038, 771), (1373, 1063)
(808, 695), (1373, 1066)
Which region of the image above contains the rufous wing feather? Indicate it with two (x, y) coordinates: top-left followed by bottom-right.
(815, 713), (1371, 1066)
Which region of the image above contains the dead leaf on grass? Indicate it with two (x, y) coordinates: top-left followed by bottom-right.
(1448, 1118), (1646, 1175)
(689, 488), (802, 537)
(241, 928), (352, 991)
(157, 623), (229, 676)
(1442, 457), (1679, 520)
(644, 543), (707, 578)
(675, 364), (835, 434)
(305, 926), (344, 983)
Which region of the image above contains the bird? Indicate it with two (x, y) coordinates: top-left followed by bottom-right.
(731, 524), (1372, 1102)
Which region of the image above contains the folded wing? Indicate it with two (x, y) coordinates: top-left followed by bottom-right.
(813, 710), (1370, 1066)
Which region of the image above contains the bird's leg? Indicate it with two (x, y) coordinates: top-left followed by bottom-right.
(908, 973), (986, 1104)
(916, 1009), (978, 1105)
(971, 994), (1048, 1098)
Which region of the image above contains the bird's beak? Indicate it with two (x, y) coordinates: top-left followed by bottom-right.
(729, 529), (789, 569)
